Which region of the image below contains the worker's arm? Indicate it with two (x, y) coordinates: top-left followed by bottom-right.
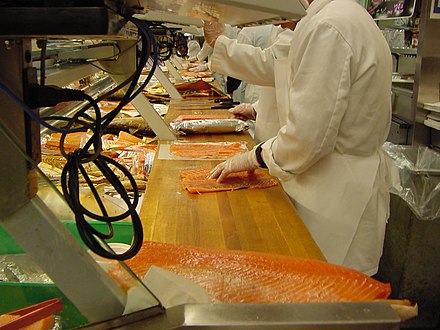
(210, 30), (294, 87)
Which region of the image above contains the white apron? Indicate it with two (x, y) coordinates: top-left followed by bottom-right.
(211, 0), (394, 275)
(261, 0), (394, 275)
(253, 87), (281, 143)
(273, 58), (382, 271)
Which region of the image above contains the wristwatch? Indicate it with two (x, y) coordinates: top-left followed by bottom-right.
(255, 143), (267, 168)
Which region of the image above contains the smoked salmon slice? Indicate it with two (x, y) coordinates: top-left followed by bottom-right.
(170, 142), (247, 159)
(180, 168), (279, 193)
(108, 241), (391, 304)
(0, 314), (55, 330)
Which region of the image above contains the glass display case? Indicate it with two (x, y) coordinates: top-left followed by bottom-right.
(0, 2), (409, 329)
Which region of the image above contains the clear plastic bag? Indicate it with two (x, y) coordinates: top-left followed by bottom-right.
(383, 142), (440, 220)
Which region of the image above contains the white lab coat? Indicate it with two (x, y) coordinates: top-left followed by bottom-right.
(251, 88), (279, 143)
(197, 25), (241, 61)
(197, 41), (212, 61)
(201, 24), (242, 93)
(212, 26), (294, 143)
(212, 0), (394, 275)
(252, 27), (293, 143)
(233, 26), (274, 104)
(187, 40), (201, 58)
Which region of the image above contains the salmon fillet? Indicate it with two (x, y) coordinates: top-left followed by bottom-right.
(108, 241), (391, 303)
(170, 142), (247, 159)
(99, 101), (136, 111)
(180, 168), (279, 193)
(0, 314), (55, 330)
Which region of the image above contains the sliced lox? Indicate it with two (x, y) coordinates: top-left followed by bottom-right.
(180, 168), (278, 193)
(170, 142), (247, 159)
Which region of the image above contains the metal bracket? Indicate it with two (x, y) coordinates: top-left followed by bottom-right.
(99, 40), (177, 140)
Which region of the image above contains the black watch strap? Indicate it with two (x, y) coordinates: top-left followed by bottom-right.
(255, 144), (267, 168)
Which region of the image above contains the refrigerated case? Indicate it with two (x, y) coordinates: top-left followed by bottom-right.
(0, 2), (404, 329)
(0, 2), (305, 328)
(382, 0), (440, 148)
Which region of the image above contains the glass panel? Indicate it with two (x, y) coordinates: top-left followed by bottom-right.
(0, 40), (161, 329)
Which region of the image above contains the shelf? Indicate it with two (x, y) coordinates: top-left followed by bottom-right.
(138, 0), (308, 26)
(392, 78), (414, 84)
(391, 48), (418, 56)
(45, 63), (100, 87)
(423, 102), (440, 113)
(424, 118), (440, 130)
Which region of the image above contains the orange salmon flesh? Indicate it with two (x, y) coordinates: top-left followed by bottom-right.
(108, 241), (391, 303)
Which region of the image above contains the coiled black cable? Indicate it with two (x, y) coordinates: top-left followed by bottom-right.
(58, 15), (159, 260)
(147, 22), (177, 61)
(61, 152), (143, 260)
(0, 12), (160, 260)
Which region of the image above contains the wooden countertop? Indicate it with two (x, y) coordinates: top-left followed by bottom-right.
(139, 98), (325, 261)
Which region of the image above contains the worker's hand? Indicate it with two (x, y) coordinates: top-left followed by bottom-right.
(188, 63), (209, 72)
(208, 150), (259, 182)
(229, 103), (256, 120)
(187, 56), (198, 62)
(204, 21), (225, 47)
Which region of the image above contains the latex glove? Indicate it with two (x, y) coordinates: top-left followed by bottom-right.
(229, 103), (256, 121)
(204, 21), (225, 47)
(188, 63), (209, 72)
(208, 150), (258, 182)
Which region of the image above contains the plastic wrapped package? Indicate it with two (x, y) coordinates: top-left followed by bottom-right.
(104, 117), (155, 138)
(383, 142), (440, 220)
(170, 119), (249, 135)
(0, 254), (53, 284)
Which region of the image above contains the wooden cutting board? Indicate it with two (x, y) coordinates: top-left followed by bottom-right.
(138, 99), (325, 261)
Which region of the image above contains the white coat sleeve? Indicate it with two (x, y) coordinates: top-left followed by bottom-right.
(210, 29), (294, 87)
(197, 42), (213, 61)
(235, 30), (252, 45)
(224, 24), (241, 39)
(262, 23), (353, 179)
(210, 35), (275, 87)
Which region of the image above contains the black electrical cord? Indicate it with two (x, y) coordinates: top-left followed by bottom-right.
(61, 152), (143, 260)
(58, 14), (159, 260)
(100, 16), (158, 126)
(0, 82), (91, 134)
(147, 22), (176, 61)
(38, 39), (47, 86)
(37, 39), (140, 130)
(64, 42), (123, 64)
(0, 12), (159, 260)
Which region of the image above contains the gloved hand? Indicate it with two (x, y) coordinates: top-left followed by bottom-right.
(188, 63), (209, 72)
(187, 56), (198, 62)
(204, 21), (225, 47)
(208, 149), (258, 182)
(229, 103), (256, 120)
